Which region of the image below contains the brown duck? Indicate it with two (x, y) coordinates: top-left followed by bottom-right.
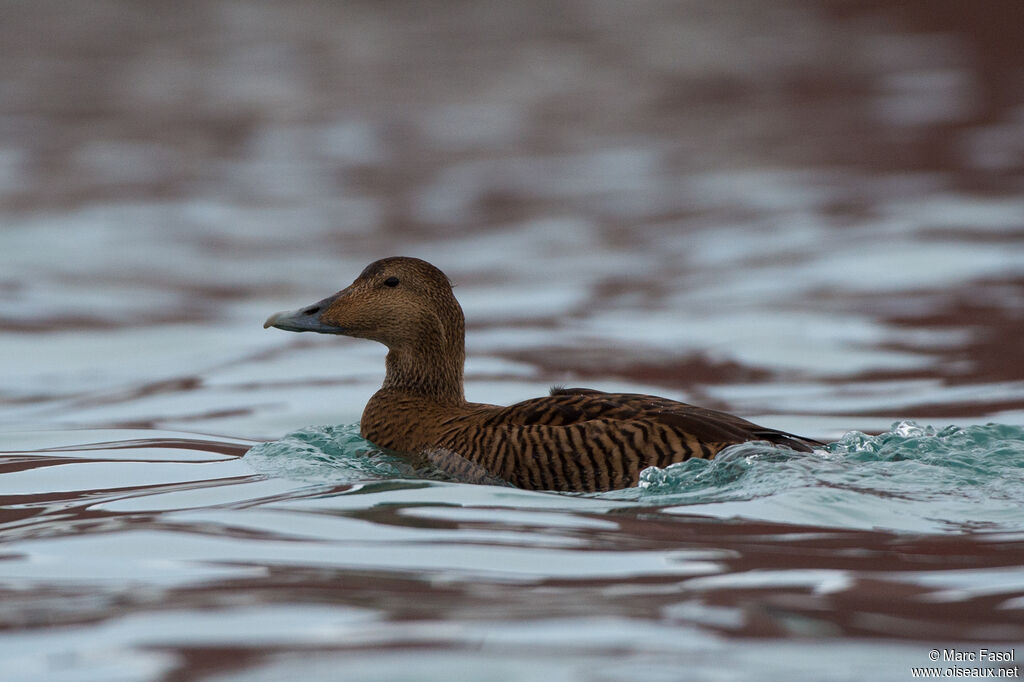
(264, 257), (822, 492)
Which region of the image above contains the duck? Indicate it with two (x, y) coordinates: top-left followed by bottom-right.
(264, 256), (822, 492)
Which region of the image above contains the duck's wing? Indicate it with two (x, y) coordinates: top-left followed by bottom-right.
(447, 387), (821, 492)
(532, 386), (823, 451)
(483, 389), (647, 426)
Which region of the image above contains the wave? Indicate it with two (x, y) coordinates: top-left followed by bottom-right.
(632, 421), (1024, 532)
(245, 421), (1024, 532)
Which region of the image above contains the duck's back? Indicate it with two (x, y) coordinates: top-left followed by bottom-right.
(424, 387), (820, 492)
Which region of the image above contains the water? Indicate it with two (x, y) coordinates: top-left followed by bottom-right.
(4, 425), (1024, 681)
(246, 421), (1024, 535)
(3, 1), (1024, 680)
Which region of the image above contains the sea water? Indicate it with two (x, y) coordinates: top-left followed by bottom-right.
(246, 421), (1024, 534)
(3, 1), (1024, 680)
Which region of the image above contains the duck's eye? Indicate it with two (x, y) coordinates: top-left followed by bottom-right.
(383, 276), (400, 288)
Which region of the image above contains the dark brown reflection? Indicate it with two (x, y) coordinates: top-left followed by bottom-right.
(3, 510), (1017, 680)
(15, 437), (254, 458)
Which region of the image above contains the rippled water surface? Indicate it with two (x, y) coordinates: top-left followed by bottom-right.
(2, 1), (1024, 680)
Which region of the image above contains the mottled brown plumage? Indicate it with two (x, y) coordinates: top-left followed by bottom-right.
(264, 256), (822, 492)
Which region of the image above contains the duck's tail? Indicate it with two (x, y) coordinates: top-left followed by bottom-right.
(750, 429), (825, 452)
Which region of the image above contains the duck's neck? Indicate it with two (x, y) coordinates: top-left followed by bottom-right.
(379, 300), (467, 406)
(382, 345), (465, 405)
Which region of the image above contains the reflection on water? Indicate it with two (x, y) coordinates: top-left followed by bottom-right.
(2, 0), (1024, 679)
(3, 430), (1024, 680)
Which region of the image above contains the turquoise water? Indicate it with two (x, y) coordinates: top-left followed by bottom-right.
(247, 421), (1024, 534)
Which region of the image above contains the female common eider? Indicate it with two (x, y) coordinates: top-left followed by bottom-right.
(264, 256), (821, 492)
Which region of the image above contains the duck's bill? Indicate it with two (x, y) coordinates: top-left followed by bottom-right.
(263, 295), (346, 334)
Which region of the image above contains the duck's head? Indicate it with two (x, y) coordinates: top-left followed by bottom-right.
(263, 257), (464, 354)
